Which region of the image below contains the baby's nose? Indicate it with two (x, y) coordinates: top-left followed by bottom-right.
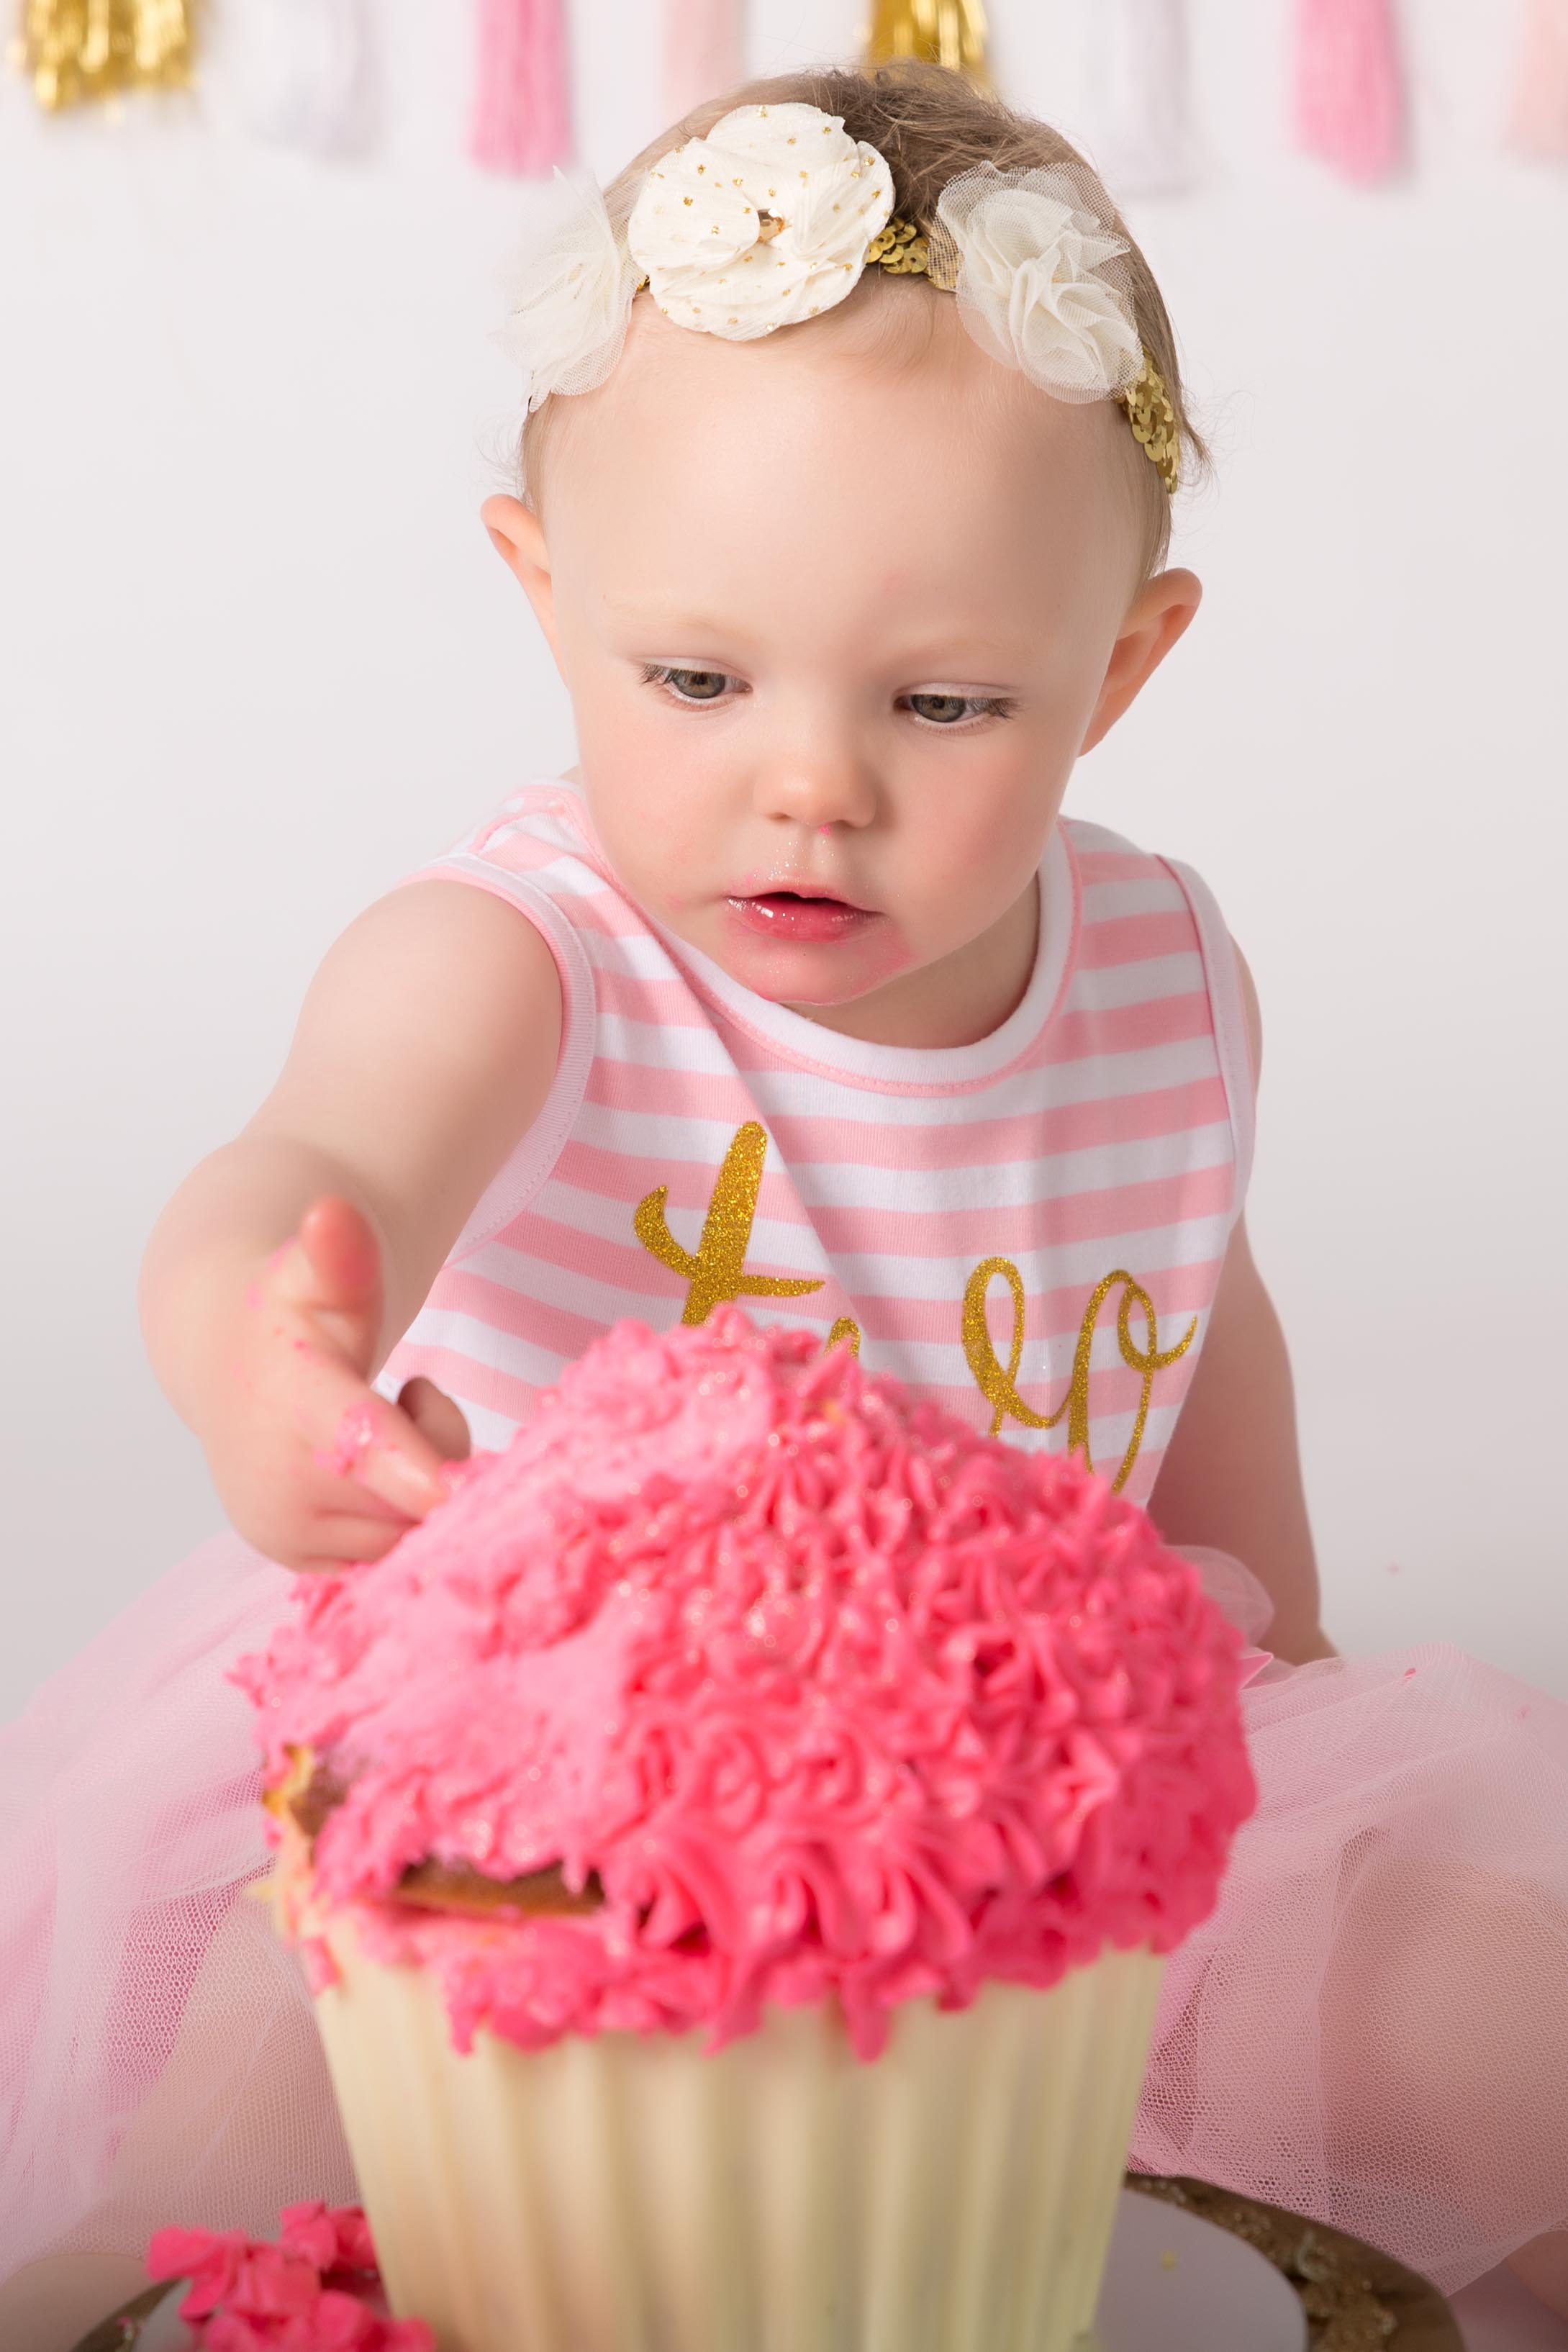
(753, 747), (878, 830)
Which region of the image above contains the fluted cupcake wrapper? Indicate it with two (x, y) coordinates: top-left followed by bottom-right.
(312, 1917), (1165, 2352)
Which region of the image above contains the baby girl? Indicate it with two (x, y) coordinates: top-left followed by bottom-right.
(3, 56), (1565, 2337)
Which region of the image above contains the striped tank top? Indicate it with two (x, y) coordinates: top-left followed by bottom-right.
(377, 784), (1254, 1514)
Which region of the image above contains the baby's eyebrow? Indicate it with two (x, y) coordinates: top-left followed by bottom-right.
(602, 600), (750, 644)
(888, 637), (1021, 672)
(605, 605), (1023, 671)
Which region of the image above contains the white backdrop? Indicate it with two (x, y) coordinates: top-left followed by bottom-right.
(2, 0), (1564, 1722)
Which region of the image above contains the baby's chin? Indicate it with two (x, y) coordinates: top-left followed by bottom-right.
(655, 893), (1025, 1050)
(694, 908), (917, 1013)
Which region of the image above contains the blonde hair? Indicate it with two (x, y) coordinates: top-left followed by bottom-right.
(522, 60), (1205, 574)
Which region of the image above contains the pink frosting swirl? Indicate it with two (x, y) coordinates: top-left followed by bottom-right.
(238, 1311), (1256, 2058)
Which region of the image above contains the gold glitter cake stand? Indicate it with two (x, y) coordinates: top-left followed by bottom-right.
(71, 2176), (1461, 2351)
(1125, 2174), (1464, 2351)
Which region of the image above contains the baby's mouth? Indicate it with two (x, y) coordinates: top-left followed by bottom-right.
(725, 887), (878, 944)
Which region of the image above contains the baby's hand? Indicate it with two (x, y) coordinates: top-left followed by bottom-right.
(210, 1195), (469, 1573)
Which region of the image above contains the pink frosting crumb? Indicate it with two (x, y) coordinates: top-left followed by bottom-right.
(237, 1311), (1256, 2060)
(145, 2203), (432, 2351)
(314, 1401), (384, 1482)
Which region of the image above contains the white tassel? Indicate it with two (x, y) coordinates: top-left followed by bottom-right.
(242, 0), (375, 158)
(1084, 0), (1198, 198)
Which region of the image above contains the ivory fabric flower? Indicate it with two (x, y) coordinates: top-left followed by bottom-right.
(626, 101), (894, 340)
(933, 166), (1143, 403)
(496, 173), (639, 412)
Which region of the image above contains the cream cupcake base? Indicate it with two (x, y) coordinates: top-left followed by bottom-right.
(311, 1914), (1164, 2352)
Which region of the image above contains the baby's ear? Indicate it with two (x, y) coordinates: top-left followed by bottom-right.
(1080, 567), (1202, 755)
(480, 494), (560, 654)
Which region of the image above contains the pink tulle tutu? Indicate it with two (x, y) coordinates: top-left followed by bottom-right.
(2, 1535), (1565, 2297)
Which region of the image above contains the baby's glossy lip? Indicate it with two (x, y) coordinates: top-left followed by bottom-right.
(725, 887), (880, 944)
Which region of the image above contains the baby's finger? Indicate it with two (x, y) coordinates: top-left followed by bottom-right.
(263, 1198), (384, 1370)
(296, 1195), (381, 1313)
(312, 1388), (450, 1519)
(309, 1512), (412, 1565)
(396, 1375), (472, 1462)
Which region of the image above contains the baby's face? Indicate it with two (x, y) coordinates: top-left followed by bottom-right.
(494, 289), (1193, 1046)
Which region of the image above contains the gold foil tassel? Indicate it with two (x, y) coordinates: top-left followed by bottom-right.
(866, 0), (989, 86)
(17, 0), (196, 111)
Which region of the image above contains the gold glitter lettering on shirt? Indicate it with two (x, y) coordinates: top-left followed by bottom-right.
(633, 1130), (1196, 1481)
(633, 1121), (825, 1326)
(962, 1258), (1197, 1492)
(1111, 1276), (1200, 1491)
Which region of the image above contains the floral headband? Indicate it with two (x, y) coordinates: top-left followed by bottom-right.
(499, 102), (1179, 495)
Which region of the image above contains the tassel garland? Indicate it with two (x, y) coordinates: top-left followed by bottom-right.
(1084, 0), (1197, 196)
(19, 0), (195, 109)
(20, 0), (1534, 186)
(662, 0), (745, 122)
(1293, 0), (1405, 184)
(472, 0), (572, 176)
(1507, 0), (1568, 159)
(866, 0), (988, 88)
(242, 0), (373, 156)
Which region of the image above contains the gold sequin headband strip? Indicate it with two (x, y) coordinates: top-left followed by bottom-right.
(866, 215), (1179, 496)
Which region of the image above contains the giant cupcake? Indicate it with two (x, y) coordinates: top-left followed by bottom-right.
(240, 1308), (1256, 2352)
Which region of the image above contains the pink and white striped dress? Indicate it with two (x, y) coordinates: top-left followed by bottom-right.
(379, 783), (1255, 1513)
(4, 782), (1565, 2301)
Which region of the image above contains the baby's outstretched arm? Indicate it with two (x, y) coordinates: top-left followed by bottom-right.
(140, 881), (562, 1570)
(1147, 942), (1336, 1665)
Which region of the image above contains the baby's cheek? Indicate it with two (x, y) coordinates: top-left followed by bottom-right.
(575, 723), (697, 896)
(589, 774), (712, 917)
(898, 774), (1059, 944)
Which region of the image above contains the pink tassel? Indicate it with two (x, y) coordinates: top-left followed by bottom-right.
(663, 0), (746, 122)
(1508, 0), (1568, 158)
(1293, 0), (1405, 185)
(471, 0), (571, 176)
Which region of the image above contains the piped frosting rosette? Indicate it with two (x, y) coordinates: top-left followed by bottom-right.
(239, 1310), (1255, 2061)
